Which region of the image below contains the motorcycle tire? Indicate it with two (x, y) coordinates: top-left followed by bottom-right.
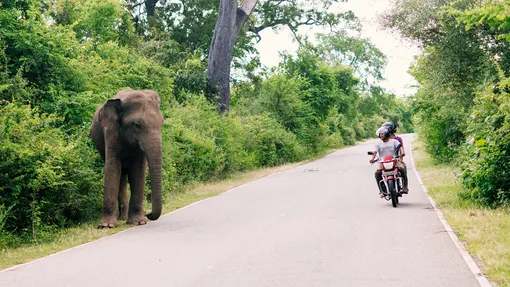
(388, 179), (398, 208)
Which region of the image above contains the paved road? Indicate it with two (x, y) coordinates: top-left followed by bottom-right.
(0, 134), (481, 287)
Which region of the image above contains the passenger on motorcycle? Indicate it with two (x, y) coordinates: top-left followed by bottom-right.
(381, 121), (405, 162)
(369, 127), (409, 197)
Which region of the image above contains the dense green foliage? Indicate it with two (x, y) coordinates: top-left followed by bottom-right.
(459, 74), (510, 206)
(383, 0), (510, 205)
(0, 102), (103, 243)
(0, 0), (412, 245)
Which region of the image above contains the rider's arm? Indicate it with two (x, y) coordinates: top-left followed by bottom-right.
(370, 151), (378, 163)
(399, 146), (405, 158)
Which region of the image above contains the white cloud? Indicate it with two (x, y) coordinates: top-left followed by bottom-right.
(254, 0), (421, 97)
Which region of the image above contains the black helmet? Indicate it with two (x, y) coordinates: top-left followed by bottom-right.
(376, 127), (390, 139)
(382, 121), (397, 134)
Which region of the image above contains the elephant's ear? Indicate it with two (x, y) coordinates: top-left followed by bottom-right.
(100, 99), (122, 127)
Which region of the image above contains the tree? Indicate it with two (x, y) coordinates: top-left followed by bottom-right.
(126, 0), (353, 113)
(206, 0), (258, 114)
(380, 0), (450, 47)
(316, 32), (387, 87)
(381, 0), (494, 162)
(207, 0), (351, 113)
(452, 1), (510, 205)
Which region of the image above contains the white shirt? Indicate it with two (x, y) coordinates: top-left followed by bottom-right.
(374, 139), (400, 157)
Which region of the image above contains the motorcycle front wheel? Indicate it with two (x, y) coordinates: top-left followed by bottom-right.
(388, 179), (398, 208)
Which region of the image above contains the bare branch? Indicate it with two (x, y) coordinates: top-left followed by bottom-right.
(248, 18), (288, 35)
(254, 32), (262, 43)
(287, 25), (302, 45)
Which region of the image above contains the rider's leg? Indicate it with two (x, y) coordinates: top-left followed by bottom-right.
(374, 167), (383, 194)
(397, 163), (409, 192)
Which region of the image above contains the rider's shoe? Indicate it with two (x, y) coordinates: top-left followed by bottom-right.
(379, 192), (384, 198)
(401, 187), (409, 194)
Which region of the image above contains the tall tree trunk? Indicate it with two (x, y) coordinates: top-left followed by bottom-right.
(145, 0), (159, 18)
(207, 0), (258, 114)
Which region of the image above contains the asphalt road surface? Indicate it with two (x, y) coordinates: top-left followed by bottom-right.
(0, 134), (481, 287)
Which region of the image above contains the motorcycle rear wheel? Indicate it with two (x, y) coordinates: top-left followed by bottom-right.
(388, 179), (398, 208)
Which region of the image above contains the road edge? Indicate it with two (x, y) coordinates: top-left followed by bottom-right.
(408, 135), (493, 287)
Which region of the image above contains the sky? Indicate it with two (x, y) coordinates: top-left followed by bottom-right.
(254, 0), (421, 97)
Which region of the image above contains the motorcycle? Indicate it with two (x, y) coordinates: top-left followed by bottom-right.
(367, 151), (404, 208)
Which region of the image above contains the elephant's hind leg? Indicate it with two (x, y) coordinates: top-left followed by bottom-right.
(118, 171), (128, 221)
(126, 154), (148, 226)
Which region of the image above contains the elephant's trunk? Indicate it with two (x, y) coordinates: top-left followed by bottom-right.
(144, 136), (163, 221)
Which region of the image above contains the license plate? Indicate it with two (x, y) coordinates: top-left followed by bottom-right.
(382, 170), (397, 176)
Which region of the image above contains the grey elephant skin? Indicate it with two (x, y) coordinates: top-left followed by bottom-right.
(90, 89), (164, 228)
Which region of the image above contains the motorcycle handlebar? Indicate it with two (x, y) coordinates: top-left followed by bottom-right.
(367, 153), (400, 165)
(367, 151), (400, 158)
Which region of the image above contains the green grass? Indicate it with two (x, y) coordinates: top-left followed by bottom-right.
(412, 138), (510, 286)
(0, 161), (303, 270)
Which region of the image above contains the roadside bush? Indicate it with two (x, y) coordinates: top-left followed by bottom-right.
(412, 90), (467, 162)
(0, 204), (15, 247)
(283, 51), (340, 121)
(318, 117), (344, 151)
(232, 73), (332, 154)
(353, 122), (366, 140)
(0, 102), (103, 238)
(0, 8), (86, 118)
(361, 114), (386, 138)
(459, 77), (510, 206)
(335, 115), (356, 145)
(240, 114), (306, 167)
(161, 97), (255, 193)
(163, 120), (222, 189)
(71, 42), (174, 104)
(172, 57), (208, 103)
(254, 74), (308, 132)
(160, 97), (305, 194)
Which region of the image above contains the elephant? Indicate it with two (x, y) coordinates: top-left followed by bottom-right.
(90, 89), (164, 228)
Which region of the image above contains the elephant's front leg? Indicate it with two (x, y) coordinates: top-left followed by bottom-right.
(118, 171), (128, 221)
(99, 157), (122, 228)
(126, 154), (148, 226)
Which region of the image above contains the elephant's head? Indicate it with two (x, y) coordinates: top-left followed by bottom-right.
(103, 90), (164, 220)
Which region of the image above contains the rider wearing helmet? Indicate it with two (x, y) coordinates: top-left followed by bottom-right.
(382, 121), (405, 162)
(382, 121), (403, 146)
(369, 126), (409, 196)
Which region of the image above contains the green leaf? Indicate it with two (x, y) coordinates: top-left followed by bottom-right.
(475, 138), (486, 147)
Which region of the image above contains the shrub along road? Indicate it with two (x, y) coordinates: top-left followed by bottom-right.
(0, 134), (482, 286)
